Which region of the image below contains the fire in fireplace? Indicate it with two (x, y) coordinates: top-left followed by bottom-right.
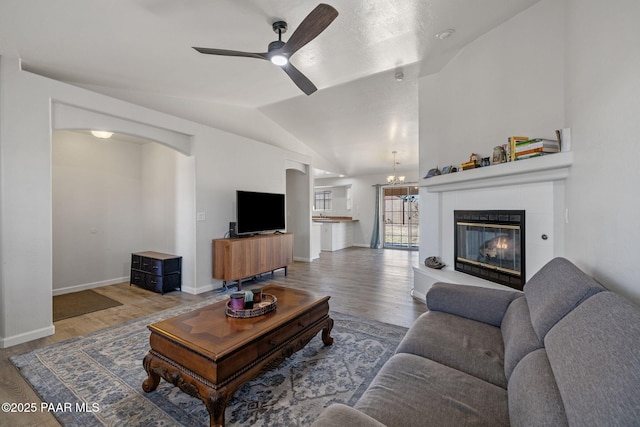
(454, 210), (525, 290)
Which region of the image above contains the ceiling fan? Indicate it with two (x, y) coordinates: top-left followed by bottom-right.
(193, 3), (338, 96)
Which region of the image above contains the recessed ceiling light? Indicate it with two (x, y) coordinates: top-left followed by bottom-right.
(90, 131), (113, 139)
(435, 28), (455, 40)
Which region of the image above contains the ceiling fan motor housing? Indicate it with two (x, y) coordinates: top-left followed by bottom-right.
(272, 21), (288, 34)
(268, 40), (286, 52)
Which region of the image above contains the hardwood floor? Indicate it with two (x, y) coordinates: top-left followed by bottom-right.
(0, 247), (426, 427)
(267, 247), (427, 328)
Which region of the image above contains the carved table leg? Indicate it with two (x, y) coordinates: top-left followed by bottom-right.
(322, 317), (334, 346)
(204, 388), (230, 427)
(142, 352), (161, 392)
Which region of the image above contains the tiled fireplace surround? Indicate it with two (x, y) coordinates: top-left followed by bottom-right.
(413, 152), (573, 301)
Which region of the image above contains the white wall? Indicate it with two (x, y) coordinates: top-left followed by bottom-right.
(90, 86), (340, 174)
(313, 185), (349, 216)
(140, 141), (179, 254)
(563, 0), (640, 302)
(287, 168), (312, 261)
(0, 56), (312, 347)
(419, 0), (565, 174)
(191, 132), (308, 291)
(52, 131), (144, 292)
(418, 0), (640, 304)
(2, 57), (59, 345)
(52, 132), (187, 294)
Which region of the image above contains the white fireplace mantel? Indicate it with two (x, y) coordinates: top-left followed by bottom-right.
(421, 152), (573, 192)
(413, 152), (573, 302)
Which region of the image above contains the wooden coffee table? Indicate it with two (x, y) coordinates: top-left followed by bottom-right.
(141, 284), (333, 427)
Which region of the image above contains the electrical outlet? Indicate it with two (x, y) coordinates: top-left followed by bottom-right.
(196, 212), (206, 221)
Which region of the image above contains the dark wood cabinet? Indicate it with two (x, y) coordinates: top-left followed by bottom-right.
(130, 251), (181, 294)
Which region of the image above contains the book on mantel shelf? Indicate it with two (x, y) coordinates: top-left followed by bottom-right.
(516, 152), (552, 160)
(514, 138), (560, 160)
(515, 138), (560, 152)
(516, 146), (560, 156)
(509, 136), (529, 161)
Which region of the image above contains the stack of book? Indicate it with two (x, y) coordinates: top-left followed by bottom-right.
(508, 136), (529, 161)
(514, 138), (560, 160)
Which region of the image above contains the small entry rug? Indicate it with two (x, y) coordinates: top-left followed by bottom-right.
(53, 289), (123, 322)
(12, 296), (407, 426)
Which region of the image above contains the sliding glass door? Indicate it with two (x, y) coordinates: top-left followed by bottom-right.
(382, 186), (419, 250)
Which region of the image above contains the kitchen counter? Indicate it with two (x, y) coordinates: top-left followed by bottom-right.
(312, 217), (358, 251)
(312, 216), (359, 223)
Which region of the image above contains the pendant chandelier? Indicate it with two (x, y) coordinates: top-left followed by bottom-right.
(386, 151), (405, 185)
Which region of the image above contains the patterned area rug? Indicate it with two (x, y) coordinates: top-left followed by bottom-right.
(12, 294), (407, 426)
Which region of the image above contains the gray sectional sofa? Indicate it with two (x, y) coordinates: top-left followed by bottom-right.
(311, 257), (640, 426)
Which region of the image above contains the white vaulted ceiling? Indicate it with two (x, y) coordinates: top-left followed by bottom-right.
(0, 0), (539, 177)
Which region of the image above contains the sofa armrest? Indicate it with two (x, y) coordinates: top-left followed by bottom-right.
(310, 404), (387, 427)
(427, 282), (521, 327)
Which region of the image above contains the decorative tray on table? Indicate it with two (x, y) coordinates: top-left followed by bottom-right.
(225, 293), (277, 318)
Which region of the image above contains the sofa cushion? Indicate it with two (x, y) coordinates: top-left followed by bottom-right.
(508, 349), (568, 427)
(310, 404), (387, 427)
(427, 282), (521, 327)
(395, 311), (507, 388)
(354, 353), (509, 427)
(501, 296), (543, 380)
(524, 257), (605, 340)
(545, 292), (640, 426)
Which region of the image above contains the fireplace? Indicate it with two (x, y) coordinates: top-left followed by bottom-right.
(454, 210), (525, 290)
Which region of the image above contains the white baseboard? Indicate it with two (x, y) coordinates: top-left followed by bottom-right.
(181, 283), (215, 294)
(294, 257), (313, 262)
(53, 276), (220, 297)
(52, 276), (129, 296)
(1, 325), (55, 349)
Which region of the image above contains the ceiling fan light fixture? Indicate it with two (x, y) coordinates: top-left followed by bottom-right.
(267, 39), (288, 66)
(90, 130), (113, 139)
(270, 54), (288, 66)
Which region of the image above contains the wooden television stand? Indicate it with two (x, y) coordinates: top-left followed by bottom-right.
(212, 232), (293, 289)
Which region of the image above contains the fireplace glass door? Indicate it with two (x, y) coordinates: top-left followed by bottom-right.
(457, 223), (521, 273)
(454, 210), (525, 290)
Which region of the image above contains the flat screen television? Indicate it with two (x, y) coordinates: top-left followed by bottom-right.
(236, 190), (286, 235)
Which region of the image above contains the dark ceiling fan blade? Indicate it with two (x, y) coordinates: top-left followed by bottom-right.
(281, 62), (317, 95)
(280, 4), (338, 56)
(192, 4), (337, 95)
(192, 47), (267, 60)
